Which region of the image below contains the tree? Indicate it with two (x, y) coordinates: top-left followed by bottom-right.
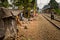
(0, 0), (9, 8)
(48, 0), (60, 15)
(14, 0), (36, 10)
(14, 0), (36, 17)
(48, 0), (59, 9)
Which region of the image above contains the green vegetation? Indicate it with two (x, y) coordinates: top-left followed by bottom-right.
(0, 0), (36, 9)
(14, 0), (36, 10)
(48, 0), (59, 9)
(0, 0), (36, 17)
(54, 9), (60, 15)
(48, 0), (60, 15)
(0, 0), (9, 8)
(14, 0), (36, 17)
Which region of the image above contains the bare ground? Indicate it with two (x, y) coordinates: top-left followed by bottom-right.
(16, 14), (60, 40)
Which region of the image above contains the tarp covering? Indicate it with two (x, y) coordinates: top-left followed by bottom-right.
(0, 7), (20, 18)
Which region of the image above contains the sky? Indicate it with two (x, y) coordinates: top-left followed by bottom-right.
(37, 0), (60, 9)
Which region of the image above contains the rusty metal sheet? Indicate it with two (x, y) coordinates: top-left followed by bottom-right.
(0, 8), (12, 18)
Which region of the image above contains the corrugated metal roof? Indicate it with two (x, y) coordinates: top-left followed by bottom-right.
(10, 10), (20, 16)
(0, 7), (20, 18)
(43, 5), (50, 10)
(2, 8), (12, 18)
(0, 7), (12, 18)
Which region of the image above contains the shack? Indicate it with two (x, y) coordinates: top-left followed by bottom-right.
(0, 7), (20, 40)
(42, 5), (50, 13)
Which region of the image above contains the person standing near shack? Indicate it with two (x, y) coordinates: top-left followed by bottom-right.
(30, 10), (34, 18)
(19, 11), (24, 21)
(51, 9), (55, 20)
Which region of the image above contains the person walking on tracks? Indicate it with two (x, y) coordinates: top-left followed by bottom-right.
(51, 9), (55, 20)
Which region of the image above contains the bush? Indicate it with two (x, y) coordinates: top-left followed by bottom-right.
(55, 9), (60, 15)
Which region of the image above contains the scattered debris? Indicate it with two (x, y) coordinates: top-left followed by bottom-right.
(24, 26), (28, 29)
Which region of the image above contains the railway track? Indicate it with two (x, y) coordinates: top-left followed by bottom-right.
(45, 14), (60, 22)
(42, 14), (60, 29)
